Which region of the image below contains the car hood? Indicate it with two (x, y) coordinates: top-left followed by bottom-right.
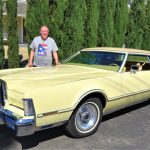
(0, 65), (115, 93)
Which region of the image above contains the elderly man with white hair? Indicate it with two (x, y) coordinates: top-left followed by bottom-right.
(29, 25), (60, 67)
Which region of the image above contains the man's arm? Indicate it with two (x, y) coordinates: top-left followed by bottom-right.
(29, 50), (35, 67)
(52, 51), (60, 65)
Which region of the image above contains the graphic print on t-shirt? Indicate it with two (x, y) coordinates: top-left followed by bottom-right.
(37, 43), (48, 56)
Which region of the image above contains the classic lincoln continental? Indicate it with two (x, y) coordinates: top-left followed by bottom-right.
(0, 47), (150, 138)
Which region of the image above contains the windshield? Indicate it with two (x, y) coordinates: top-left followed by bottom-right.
(65, 51), (125, 71)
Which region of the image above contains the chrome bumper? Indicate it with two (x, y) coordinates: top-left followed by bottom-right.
(0, 106), (35, 136)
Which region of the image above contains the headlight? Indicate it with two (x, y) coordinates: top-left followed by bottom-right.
(23, 98), (35, 116)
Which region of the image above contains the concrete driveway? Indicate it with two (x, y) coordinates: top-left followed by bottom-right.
(0, 100), (150, 150)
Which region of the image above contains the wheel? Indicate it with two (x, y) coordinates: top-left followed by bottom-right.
(65, 97), (103, 138)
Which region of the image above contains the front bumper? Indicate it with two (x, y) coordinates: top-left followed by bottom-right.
(0, 106), (35, 136)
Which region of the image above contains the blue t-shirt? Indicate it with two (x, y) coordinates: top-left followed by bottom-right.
(30, 36), (58, 67)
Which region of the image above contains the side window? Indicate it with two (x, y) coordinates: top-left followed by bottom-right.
(124, 54), (150, 72)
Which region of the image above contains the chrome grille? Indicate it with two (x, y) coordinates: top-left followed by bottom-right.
(0, 80), (7, 106)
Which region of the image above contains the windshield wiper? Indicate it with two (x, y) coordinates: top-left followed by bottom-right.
(61, 51), (81, 64)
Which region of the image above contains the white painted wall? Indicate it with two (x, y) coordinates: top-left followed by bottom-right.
(17, 17), (24, 43)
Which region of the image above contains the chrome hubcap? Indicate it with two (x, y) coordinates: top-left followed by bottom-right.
(75, 102), (100, 133)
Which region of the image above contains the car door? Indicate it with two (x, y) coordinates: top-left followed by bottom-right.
(122, 54), (150, 104)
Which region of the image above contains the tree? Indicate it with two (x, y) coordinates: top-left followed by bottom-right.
(97, 0), (115, 47)
(0, 0), (5, 69)
(25, 0), (37, 48)
(141, 0), (150, 50)
(113, 0), (128, 47)
(48, 0), (69, 60)
(125, 0), (145, 49)
(84, 0), (100, 47)
(61, 0), (87, 60)
(25, 0), (49, 54)
(7, 0), (19, 68)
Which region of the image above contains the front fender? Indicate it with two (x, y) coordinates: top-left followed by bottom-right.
(25, 79), (105, 127)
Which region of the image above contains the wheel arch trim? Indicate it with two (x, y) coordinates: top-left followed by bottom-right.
(74, 89), (108, 109)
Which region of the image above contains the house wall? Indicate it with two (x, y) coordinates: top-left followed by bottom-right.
(17, 17), (24, 43)
(3, 16), (25, 44)
(2, 16), (7, 41)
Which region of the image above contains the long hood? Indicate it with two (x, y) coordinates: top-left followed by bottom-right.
(0, 65), (115, 93)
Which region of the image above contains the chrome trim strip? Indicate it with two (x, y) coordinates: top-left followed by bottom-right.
(37, 111), (58, 118)
(15, 118), (34, 126)
(109, 88), (150, 101)
(37, 109), (73, 118)
(104, 98), (150, 115)
(118, 52), (128, 73)
(58, 107), (75, 113)
(77, 89), (108, 104)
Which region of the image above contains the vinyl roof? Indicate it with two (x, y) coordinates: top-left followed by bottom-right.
(82, 47), (150, 55)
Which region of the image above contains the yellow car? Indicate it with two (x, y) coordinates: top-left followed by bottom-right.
(0, 47), (150, 138)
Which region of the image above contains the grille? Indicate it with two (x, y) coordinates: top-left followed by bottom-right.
(0, 80), (7, 106)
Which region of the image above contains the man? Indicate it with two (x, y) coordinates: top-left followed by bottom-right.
(29, 25), (59, 67)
